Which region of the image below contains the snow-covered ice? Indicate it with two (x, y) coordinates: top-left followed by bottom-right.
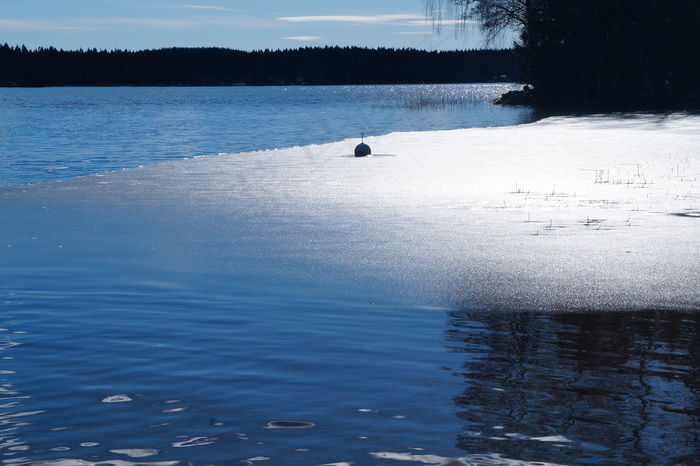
(3, 114), (698, 312)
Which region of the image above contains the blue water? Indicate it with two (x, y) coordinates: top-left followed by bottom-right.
(0, 84), (531, 186)
(1, 86), (698, 465)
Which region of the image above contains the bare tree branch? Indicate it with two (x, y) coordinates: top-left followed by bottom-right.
(425, 0), (527, 44)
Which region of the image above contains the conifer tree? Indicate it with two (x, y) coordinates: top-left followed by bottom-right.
(427, 0), (700, 110)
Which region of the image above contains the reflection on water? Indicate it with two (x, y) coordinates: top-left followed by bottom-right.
(3, 301), (700, 464)
(3, 236), (698, 465)
(446, 310), (700, 465)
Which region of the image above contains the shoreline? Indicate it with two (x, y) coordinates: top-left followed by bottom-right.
(0, 83), (532, 188)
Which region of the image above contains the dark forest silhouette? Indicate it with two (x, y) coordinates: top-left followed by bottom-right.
(0, 45), (518, 87)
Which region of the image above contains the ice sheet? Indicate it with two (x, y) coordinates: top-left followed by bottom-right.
(2, 114), (698, 311)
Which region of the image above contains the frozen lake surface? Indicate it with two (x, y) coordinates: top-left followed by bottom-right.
(1, 86), (699, 465)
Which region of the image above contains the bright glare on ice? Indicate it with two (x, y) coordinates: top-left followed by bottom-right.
(5, 114), (699, 312)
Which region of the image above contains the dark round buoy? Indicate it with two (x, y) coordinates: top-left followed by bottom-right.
(354, 132), (371, 157)
(354, 143), (371, 157)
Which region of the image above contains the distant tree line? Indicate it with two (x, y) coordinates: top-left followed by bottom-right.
(427, 0), (700, 111)
(0, 45), (518, 87)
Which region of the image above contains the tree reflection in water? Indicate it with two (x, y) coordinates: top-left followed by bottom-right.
(446, 310), (700, 465)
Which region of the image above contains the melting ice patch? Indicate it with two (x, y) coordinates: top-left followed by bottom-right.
(110, 449), (160, 458)
(139, 114), (700, 310)
(171, 436), (216, 447)
(17, 461), (179, 466)
(2, 113), (698, 311)
(101, 394), (132, 403)
(371, 451), (567, 465)
(530, 435), (571, 443)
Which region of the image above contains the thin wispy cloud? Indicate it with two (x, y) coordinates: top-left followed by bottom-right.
(277, 14), (426, 26)
(395, 23), (478, 36)
(1, 13), (274, 32)
(180, 5), (241, 12)
(282, 36), (321, 42)
(0, 18), (37, 29)
(418, 19), (478, 26)
(0, 18), (96, 31)
(76, 17), (195, 28)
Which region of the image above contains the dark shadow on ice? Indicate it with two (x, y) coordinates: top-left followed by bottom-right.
(340, 153), (398, 158)
(671, 211), (700, 219)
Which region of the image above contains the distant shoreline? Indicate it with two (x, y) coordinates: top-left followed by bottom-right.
(0, 45), (519, 88)
(0, 81), (516, 89)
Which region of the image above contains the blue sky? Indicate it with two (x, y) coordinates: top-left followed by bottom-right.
(0, 0), (509, 52)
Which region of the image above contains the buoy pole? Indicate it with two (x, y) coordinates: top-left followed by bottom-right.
(354, 132), (371, 157)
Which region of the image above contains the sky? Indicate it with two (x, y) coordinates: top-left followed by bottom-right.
(0, 0), (510, 52)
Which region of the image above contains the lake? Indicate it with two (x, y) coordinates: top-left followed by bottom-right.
(0, 84), (531, 186)
(1, 85), (698, 466)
